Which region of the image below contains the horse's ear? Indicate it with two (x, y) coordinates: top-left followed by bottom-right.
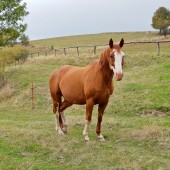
(109, 38), (114, 48)
(119, 38), (124, 48)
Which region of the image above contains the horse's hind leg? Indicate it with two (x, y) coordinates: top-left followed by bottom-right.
(83, 98), (94, 141)
(59, 99), (73, 134)
(52, 95), (65, 135)
(55, 112), (65, 135)
(60, 112), (68, 134)
(52, 100), (58, 114)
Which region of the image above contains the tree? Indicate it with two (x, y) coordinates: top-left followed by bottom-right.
(0, 0), (29, 46)
(152, 7), (170, 37)
(19, 34), (29, 46)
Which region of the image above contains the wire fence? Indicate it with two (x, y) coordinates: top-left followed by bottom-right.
(27, 40), (170, 58)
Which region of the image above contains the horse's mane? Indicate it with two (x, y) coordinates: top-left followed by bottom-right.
(99, 48), (110, 66)
(86, 47), (113, 84)
(99, 48), (114, 84)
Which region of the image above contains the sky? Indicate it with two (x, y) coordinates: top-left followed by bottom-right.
(23, 0), (170, 40)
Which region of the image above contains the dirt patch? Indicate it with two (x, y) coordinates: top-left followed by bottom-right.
(132, 126), (164, 140)
(139, 107), (170, 117)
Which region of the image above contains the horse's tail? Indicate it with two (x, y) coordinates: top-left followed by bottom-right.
(58, 100), (63, 128)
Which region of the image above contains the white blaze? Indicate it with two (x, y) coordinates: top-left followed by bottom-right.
(111, 50), (124, 75)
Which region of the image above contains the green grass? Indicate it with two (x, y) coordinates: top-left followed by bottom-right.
(0, 32), (170, 170)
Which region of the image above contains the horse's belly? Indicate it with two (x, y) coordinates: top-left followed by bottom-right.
(62, 89), (86, 104)
(60, 68), (86, 104)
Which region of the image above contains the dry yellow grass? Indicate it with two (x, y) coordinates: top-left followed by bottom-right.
(0, 83), (14, 100)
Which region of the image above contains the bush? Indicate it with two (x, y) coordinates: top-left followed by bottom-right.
(12, 46), (29, 62)
(0, 46), (29, 86)
(0, 45), (29, 62)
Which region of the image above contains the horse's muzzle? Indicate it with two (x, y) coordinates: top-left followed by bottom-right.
(116, 72), (123, 81)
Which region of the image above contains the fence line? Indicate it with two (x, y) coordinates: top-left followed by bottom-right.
(28, 40), (170, 57)
(1, 40), (169, 88)
(29, 40), (170, 109)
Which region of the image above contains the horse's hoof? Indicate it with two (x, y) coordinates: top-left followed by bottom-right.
(98, 135), (105, 142)
(62, 130), (67, 134)
(57, 129), (65, 135)
(84, 135), (90, 142)
(62, 125), (68, 134)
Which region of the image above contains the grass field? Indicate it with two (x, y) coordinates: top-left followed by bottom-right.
(31, 31), (170, 48)
(0, 32), (170, 170)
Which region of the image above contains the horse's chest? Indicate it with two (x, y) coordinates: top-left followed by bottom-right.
(95, 88), (111, 103)
(85, 83), (113, 104)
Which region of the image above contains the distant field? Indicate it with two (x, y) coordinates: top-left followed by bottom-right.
(31, 31), (170, 48)
(0, 32), (170, 169)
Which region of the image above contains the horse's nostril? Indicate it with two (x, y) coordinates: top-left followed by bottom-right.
(116, 72), (123, 81)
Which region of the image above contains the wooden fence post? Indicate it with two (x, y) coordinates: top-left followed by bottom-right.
(31, 82), (35, 109)
(94, 46), (96, 54)
(77, 47), (79, 56)
(55, 49), (57, 56)
(157, 42), (160, 56)
(64, 48), (66, 55)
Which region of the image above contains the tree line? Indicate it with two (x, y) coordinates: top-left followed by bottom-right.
(152, 7), (170, 37)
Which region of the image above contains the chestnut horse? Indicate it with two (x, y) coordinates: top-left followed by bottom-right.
(49, 38), (125, 141)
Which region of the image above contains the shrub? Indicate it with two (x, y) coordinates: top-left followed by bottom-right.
(12, 46), (29, 62)
(0, 46), (29, 87)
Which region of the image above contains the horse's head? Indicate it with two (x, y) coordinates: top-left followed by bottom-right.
(108, 38), (125, 81)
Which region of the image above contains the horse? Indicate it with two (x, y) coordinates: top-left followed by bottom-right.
(49, 38), (125, 141)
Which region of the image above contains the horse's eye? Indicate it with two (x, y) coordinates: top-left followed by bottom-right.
(110, 55), (114, 59)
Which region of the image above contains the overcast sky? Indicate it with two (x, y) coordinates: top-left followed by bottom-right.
(24, 0), (170, 40)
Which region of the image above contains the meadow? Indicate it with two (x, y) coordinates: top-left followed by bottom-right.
(0, 32), (170, 170)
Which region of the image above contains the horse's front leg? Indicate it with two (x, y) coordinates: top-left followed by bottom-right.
(96, 102), (108, 141)
(83, 98), (94, 141)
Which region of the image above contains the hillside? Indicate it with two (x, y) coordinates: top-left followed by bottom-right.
(31, 31), (170, 48)
(0, 32), (170, 170)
